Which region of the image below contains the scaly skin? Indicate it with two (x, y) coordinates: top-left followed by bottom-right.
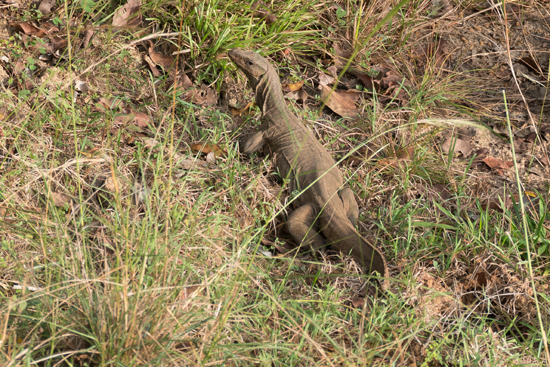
(229, 49), (388, 284)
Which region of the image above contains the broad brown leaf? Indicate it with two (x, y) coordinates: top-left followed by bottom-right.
(441, 137), (473, 157)
(112, 0), (142, 27)
(148, 41), (176, 72)
(191, 142), (226, 157)
(282, 80), (303, 92)
(229, 101), (255, 116)
(38, 0), (55, 15)
(182, 87), (217, 106)
(482, 156), (513, 175)
(320, 85), (357, 118)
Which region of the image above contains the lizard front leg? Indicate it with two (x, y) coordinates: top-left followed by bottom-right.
(287, 203), (326, 251)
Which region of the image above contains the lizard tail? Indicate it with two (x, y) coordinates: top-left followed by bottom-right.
(325, 219), (389, 286)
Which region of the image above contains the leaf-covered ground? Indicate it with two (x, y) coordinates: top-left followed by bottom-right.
(1, 0), (549, 365)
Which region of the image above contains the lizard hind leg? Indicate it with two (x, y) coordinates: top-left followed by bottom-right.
(339, 187), (359, 227)
(286, 203), (326, 252)
(241, 130), (266, 155)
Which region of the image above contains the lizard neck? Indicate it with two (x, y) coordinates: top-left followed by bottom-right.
(255, 69), (292, 124)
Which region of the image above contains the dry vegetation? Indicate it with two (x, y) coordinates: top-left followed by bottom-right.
(0, 0), (549, 365)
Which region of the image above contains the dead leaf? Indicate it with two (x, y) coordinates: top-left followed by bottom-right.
(112, 0), (142, 27)
(12, 22), (47, 37)
(177, 73), (193, 89)
(541, 156), (549, 165)
(253, 10), (277, 24)
(482, 156), (513, 175)
(206, 151), (216, 163)
(144, 55), (161, 77)
(282, 80), (303, 92)
(114, 110), (150, 129)
(81, 22), (94, 49)
(285, 88), (308, 106)
(379, 73), (410, 102)
(191, 142), (226, 158)
(327, 66), (338, 79)
(96, 97), (124, 111)
(132, 111), (150, 129)
(251, 1), (277, 24)
(148, 41), (176, 72)
(524, 132), (537, 143)
(38, 0), (55, 15)
(333, 43), (352, 67)
(320, 85), (357, 118)
(518, 56), (543, 76)
(475, 270), (488, 289)
(50, 192), (72, 208)
(475, 148), (489, 157)
(318, 73), (335, 87)
(356, 73), (377, 92)
(432, 184), (451, 201)
(378, 147), (415, 169)
(182, 87), (217, 106)
(441, 137), (473, 157)
(229, 101), (255, 116)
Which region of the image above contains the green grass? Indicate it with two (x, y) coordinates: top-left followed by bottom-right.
(1, 0), (549, 365)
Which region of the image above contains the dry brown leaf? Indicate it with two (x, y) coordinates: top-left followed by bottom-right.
(431, 184), (451, 201)
(114, 110), (150, 129)
(177, 73), (193, 89)
(282, 80), (303, 92)
(333, 43), (352, 67)
(191, 142), (226, 158)
(144, 55), (161, 77)
(327, 66), (338, 79)
(50, 192), (72, 208)
(229, 101), (255, 116)
(482, 156), (513, 175)
(206, 151), (216, 163)
(132, 111), (150, 129)
(318, 73), (335, 87)
(254, 10), (277, 24)
(441, 137), (473, 157)
(12, 22), (47, 37)
(524, 132), (537, 143)
(112, 0), (142, 27)
(378, 147), (415, 169)
(285, 88), (308, 106)
(518, 56), (543, 76)
(38, 0), (55, 15)
(356, 73), (377, 92)
(540, 156), (549, 165)
(148, 41), (176, 72)
(183, 87), (217, 106)
(81, 22), (94, 49)
(97, 97), (124, 111)
(320, 85), (357, 118)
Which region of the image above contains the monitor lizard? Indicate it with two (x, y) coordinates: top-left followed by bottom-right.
(228, 49), (388, 286)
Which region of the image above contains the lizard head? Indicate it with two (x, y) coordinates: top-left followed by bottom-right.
(228, 49), (270, 89)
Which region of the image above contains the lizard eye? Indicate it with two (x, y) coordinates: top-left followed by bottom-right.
(247, 61), (254, 66)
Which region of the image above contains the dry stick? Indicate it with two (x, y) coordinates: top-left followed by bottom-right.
(61, 31), (185, 90)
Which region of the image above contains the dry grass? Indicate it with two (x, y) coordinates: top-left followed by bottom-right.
(1, 0), (549, 365)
